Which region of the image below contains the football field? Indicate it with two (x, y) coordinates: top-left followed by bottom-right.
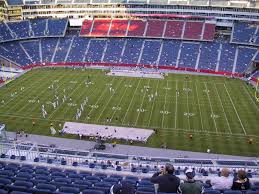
(0, 68), (258, 156)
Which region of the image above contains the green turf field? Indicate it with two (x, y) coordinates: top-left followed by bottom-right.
(0, 68), (258, 156)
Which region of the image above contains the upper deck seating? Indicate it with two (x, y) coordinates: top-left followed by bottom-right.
(7, 21), (31, 39)
(127, 20), (147, 37)
(0, 19), (68, 43)
(183, 21), (203, 40)
(30, 19), (47, 37)
(145, 20), (165, 37)
(109, 19), (129, 36)
(80, 19), (215, 41)
(164, 20), (184, 39)
(47, 19), (68, 37)
(90, 19), (111, 37)
(6, 0), (23, 5)
(231, 22), (259, 46)
(203, 23), (216, 41)
(0, 23), (15, 42)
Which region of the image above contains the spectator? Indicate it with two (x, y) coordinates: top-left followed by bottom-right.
(110, 181), (135, 194)
(178, 169), (204, 194)
(151, 164), (180, 193)
(210, 168), (232, 191)
(231, 170), (250, 190)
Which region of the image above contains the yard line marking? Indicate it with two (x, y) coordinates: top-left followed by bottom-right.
(174, 80), (178, 129)
(147, 79), (160, 127)
(1, 112), (258, 138)
(96, 78), (124, 122)
(214, 83), (232, 134)
(185, 80), (191, 130)
(48, 76), (86, 119)
(0, 73), (32, 93)
(162, 80), (169, 128)
(134, 79), (151, 126)
(204, 82), (218, 133)
(243, 84), (259, 112)
(31, 74), (82, 116)
(28, 74), (74, 115)
(110, 79), (134, 120)
(122, 79), (142, 124)
(87, 77), (116, 117)
(224, 83), (247, 135)
(0, 74), (47, 109)
(3, 75), (51, 113)
(194, 82), (204, 131)
(62, 76), (101, 120)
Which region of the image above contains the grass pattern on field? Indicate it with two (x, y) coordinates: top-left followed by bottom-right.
(0, 68), (258, 156)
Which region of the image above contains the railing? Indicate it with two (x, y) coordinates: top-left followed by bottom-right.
(0, 141), (258, 171)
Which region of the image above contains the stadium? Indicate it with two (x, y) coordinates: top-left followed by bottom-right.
(0, 0), (259, 193)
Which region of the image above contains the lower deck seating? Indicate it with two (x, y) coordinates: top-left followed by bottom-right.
(0, 36), (258, 76)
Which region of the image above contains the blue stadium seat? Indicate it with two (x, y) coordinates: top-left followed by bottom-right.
(19, 168), (33, 174)
(116, 166), (122, 171)
(61, 160), (67, 165)
(204, 190), (221, 194)
(0, 177), (12, 187)
(0, 170), (15, 178)
(247, 191), (259, 194)
(35, 183), (57, 192)
(72, 162), (78, 167)
(94, 182), (112, 188)
(110, 175), (123, 181)
(10, 192), (31, 194)
(35, 169), (48, 176)
(159, 193), (177, 194)
(82, 189), (104, 194)
(137, 186), (154, 192)
(50, 168), (63, 173)
(94, 173), (107, 179)
(68, 174), (83, 181)
(224, 190), (242, 194)
(51, 172), (66, 178)
(136, 191), (154, 194)
(4, 165), (18, 172)
(138, 180), (153, 186)
(0, 189), (7, 194)
(131, 167), (137, 172)
(252, 185), (259, 190)
(102, 177), (118, 184)
(20, 156), (26, 161)
(47, 159), (52, 164)
(84, 176), (100, 183)
(58, 186), (80, 194)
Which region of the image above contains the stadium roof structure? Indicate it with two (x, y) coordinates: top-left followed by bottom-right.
(4, 0), (259, 8)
